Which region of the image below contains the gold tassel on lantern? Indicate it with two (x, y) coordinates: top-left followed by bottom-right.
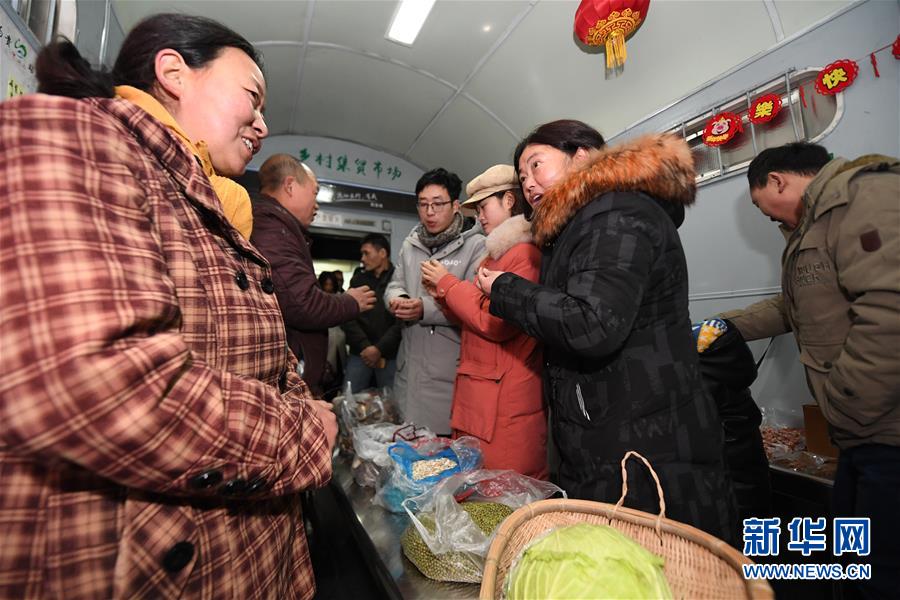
(605, 29), (627, 78)
(575, 2), (650, 80)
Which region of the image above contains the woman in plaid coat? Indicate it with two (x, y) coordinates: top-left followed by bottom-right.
(0, 14), (335, 599)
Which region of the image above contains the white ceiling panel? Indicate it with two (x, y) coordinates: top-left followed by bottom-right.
(774, 0), (853, 38)
(102, 0), (857, 177)
(295, 46), (454, 155)
(467, 0), (775, 138)
(310, 0), (532, 86)
(413, 96), (520, 190)
(255, 45), (304, 136)
(113, 0), (310, 43)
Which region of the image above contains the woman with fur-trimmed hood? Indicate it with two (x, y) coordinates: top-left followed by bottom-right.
(477, 120), (738, 545)
(421, 165), (547, 479)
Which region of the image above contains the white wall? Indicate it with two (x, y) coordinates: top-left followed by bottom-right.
(610, 0), (899, 416)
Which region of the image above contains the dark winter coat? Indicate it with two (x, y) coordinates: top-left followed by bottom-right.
(250, 193), (359, 396)
(697, 321), (771, 523)
(341, 264), (402, 359)
(489, 134), (737, 544)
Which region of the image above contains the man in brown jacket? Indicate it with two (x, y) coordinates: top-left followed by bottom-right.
(722, 142), (899, 598)
(250, 155), (376, 397)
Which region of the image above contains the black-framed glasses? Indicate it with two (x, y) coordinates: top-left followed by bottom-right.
(416, 200), (453, 213)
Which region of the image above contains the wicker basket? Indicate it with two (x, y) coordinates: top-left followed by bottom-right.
(480, 451), (774, 599)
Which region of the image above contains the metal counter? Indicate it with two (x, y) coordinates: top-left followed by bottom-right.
(330, 458), (480, 600)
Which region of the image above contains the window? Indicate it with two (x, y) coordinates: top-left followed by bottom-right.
(10, 0), (59, 45)
(668, 69), (840, 185)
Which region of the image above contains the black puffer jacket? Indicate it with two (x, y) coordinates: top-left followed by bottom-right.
(490, 135), (738, 545)
(697, 321), (772, 522)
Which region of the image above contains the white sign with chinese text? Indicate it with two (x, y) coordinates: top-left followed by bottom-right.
(248, 135), (424, 193)
(0, 5), (38, 101)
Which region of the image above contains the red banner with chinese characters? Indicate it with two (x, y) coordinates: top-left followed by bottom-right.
(702, 112), (743, 147)
(748, 93), (782, 124)
(815, 59), (858, 95)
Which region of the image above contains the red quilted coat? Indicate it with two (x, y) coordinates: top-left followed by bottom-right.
(435, 215), (547, 479)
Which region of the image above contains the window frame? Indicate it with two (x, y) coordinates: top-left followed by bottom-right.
(665, 68), (844, 187)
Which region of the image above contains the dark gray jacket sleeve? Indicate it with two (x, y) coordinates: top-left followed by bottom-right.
(489, 209), (655, 360)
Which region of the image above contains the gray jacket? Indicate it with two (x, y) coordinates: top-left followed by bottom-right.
(385, 221), (485, 433)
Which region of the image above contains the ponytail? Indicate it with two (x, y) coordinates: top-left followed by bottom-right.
(36, 40), (115, 99)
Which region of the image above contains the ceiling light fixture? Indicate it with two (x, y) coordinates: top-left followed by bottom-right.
(386, 0), (436, 46)
(482, 24), (492, 32)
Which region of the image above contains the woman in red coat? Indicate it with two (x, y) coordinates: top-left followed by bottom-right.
(421, 165), (547, 479)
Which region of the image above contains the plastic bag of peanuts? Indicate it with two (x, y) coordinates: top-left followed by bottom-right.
(372, 436), (482, 513)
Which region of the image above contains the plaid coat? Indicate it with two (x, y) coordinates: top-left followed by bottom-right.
(0, 94), (332, 599)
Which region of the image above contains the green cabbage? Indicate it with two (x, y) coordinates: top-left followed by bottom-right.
(506, 524), (673, 599)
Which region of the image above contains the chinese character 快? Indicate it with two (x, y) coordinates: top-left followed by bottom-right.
(822, 68), (848, 90)
(787, 517), (827, 556)
(743, 517), (781, 557)
(834, 518), (870, 556)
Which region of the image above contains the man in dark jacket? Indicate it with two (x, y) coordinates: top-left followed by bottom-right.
(341, 234), (401, 392)
(250, 154), (375, 397)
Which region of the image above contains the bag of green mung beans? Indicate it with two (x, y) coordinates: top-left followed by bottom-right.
(400, 470), (565, 582)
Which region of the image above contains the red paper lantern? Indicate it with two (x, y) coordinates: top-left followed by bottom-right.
(814, 59), (858, 95)
(574, 0), (651, 76)
(703, 112), (743, 147)
(748, 93), (782, 124)
(892, 34), (900, 60)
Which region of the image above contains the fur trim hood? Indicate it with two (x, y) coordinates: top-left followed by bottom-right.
(531, 134), (696, 246)
(483, 214), (533, 260)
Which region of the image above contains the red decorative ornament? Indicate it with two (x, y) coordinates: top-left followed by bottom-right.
(574, 0), (651, 77)
(814, 59), (858, 95)
(748, 93), (782, 124)
(703, 112), (743, 147)
(892, 34), (900, 59)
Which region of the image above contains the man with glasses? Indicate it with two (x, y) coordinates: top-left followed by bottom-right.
(386, 168), (485, 434)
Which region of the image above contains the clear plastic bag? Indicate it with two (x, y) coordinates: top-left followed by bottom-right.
(759, 406), (805, 460)
(373, 436), (482, 513)
(335, 384), (399, 455)
(400, 469), (565, 583)
(350, 423), (434, 487)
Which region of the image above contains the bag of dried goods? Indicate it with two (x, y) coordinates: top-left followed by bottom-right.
(400, 470), (565, 582)
(351, 423), (434, 487)
(373, 436), (482, 513)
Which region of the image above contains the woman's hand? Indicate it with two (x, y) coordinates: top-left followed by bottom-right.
(476, 267), (505, 296)
(420, 259), (449, 288)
